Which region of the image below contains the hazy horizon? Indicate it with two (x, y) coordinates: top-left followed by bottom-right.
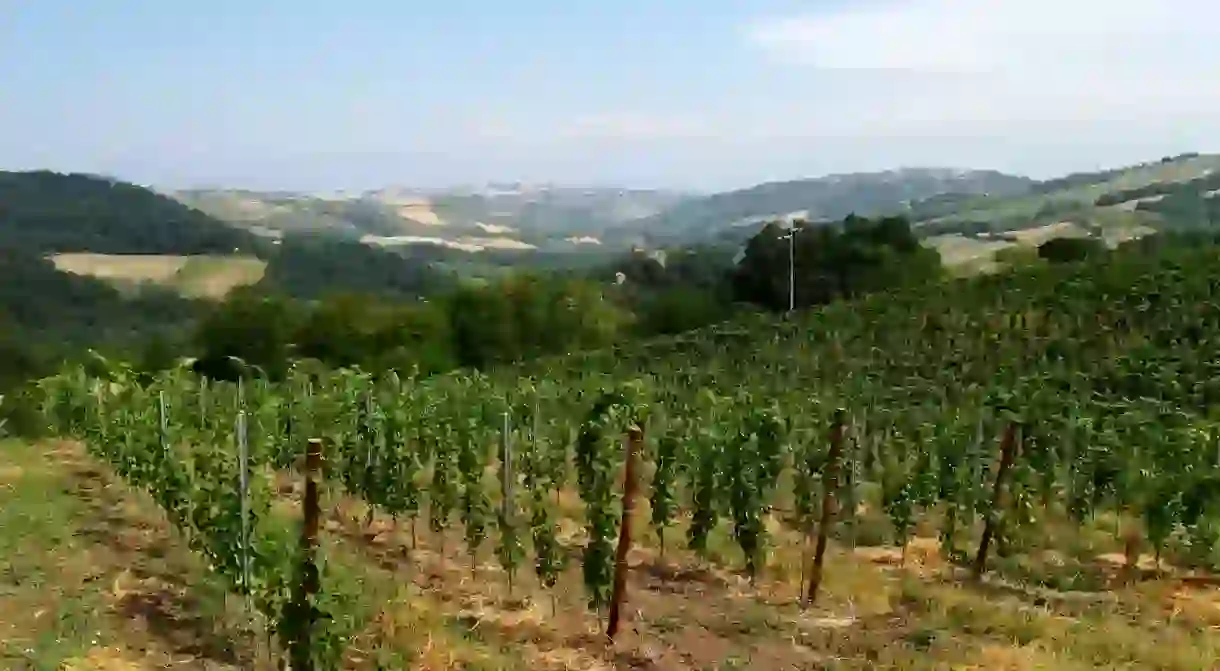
(144, 165), (1056, 195)
(4, 0), (1219, 192)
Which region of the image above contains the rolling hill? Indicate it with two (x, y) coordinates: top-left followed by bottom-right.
(594, 153), (1219, 272)
(912, 153), (1220, 236)
(172, 183), (692, 254)
(0, 171), (275, 320)
(605, 168), (1035, 247)
(0, 171), (264, 255)
(168, 155), (1220, 270)
(0, 171), (460, 303)
(7, 152), (1220, 309)
(910, 153), (1220, 272)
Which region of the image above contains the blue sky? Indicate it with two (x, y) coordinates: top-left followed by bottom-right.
(3, 0), (1219, 191)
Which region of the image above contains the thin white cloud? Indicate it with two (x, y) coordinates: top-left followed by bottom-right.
(743, 0), (1220, 133)
(556, 112), (713, 140)
(747, 0), (1215, 74)
(470, 2), (1220, 153)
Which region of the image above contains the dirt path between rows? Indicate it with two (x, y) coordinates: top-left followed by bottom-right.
(0, 440), (264, 670)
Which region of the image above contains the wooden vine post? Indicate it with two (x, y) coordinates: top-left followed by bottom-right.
(288, 438), (324, 671)
(607, 423), (643, 642)
(972, 422), (1019, 581)
(805, 409), (845, 608)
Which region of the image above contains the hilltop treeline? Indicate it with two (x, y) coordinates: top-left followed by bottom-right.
(0, 170), (462, 300)
(1033, 152), (1202, 194)
(1094, 172), (1220, 228)
(192, 213), (938, 377)
(0, 171), (265, 255)
(258, 235), (458, 299)
(730, 215), (941, 310)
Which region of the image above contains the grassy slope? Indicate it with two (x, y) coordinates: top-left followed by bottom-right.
(920, 154), (1220, 229)
(171, 256), (267, 298)
(0, 439), (260, 669)
(50, 253), (267, 299)
(6, 436), (1220, 669)
(918, 157), (1220, 272)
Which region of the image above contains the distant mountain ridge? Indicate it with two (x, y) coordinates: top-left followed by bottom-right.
(604, 168), (1035, 247)
(172, 184), (692, 253)
(168, 157), (1220, 257)
(7, 152), (1217, 298)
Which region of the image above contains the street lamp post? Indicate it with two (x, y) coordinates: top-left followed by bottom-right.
(789, 227), (795, 313)
(783, 223), (803, 314)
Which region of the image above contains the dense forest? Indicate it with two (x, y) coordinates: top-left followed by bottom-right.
(0, 250), (202, 423)
(0, 171), (265, 254)
(0, 250), (201, 363)
(256, 235), (458, 300)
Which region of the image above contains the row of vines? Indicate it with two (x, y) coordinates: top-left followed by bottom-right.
(35, 236), (1220, 664)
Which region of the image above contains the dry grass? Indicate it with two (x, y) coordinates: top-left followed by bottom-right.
(394, 201), (447, 227)
(0, 440), (267, 669)
(1008, 221), (1091, 246)
(926, 218), (1156, 277)
(308, 484), (1220, 670)
(171, 256), (267, 298)
(51, 253), (190, 282)
(925, 234), (1015, 272)
(362, 234), (538, 252)
(8, 442), (1220, 669)
(50, 253), (266, 298)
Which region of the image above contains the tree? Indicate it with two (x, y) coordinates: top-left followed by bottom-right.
(446, 282), (521, 368)
(364, 301), (455, 374)
(444, 274), (630, 368)
(731, 215), (941, 311)
(192, 288), (302, 380)
(549, 279), (630, 352)
(731, 222), (794, 310)
(293, 293), (398, 369)
(633, 287), (732, 336)
(257, 235), (453, 300)
(1037, 237), (1106, 263)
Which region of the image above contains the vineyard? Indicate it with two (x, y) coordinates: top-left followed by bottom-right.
(27, 236), (1220, 668)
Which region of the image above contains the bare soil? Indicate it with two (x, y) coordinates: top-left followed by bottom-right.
(8, 441), (1220, 669)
